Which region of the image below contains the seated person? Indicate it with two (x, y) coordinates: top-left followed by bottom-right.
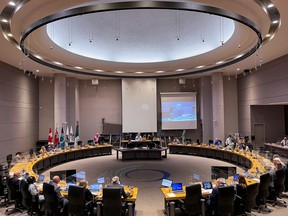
(135, 133), (142, 141)
(10, 171), (22, 207)
(234, 175), (247, 214)
(79, 180), (93, 202)
(93, 133), (101, 144)
(79, 180), (94, 215)
(225, 135), (235, 149)
(27, 176), (44, 213)
(106, 176), (130, 198)
(206, 178), (225, 213)
(50, 175), (69, 212)
(214, 138), (222, 147)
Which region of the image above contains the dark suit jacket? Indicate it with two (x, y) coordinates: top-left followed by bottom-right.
(106, 183), (130, 198)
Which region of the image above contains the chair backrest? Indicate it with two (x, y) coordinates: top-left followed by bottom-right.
(184, 184), (202, 215)
(20, 180), (32, 208)
(6, 176), (16, 201)
(68, 185), (86, 215)
(43, 182), (58, 212)
(274, 169), (285, 194)
(217, 186), (235, 215)
(244, 183), (259, 211)
(102, 187), (122, 216)
(258, 173), (271, 199)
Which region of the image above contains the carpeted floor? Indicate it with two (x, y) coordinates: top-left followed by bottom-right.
(0, 150), (287, 215)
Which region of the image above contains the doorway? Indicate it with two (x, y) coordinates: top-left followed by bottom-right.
(253, 123), (265, 150)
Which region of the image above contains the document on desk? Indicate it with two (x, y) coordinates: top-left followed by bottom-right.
(201, 188), (212, 194)
(167, 193), (176, 197)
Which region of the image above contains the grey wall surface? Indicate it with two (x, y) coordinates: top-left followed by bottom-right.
(238, 54), (288, 142)
(0, 61), (39, 160)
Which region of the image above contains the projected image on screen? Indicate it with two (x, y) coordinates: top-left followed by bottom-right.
(161, 92), (197, 130)
(162, 102), (196, 122)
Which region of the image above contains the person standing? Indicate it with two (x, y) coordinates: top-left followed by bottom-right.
(280, 136), (288, 146)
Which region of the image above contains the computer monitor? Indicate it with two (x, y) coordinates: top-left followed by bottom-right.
(161, 179), (172, 187)
(211, 166), (236, 179)
(24, 172), (29, 180)
(97, 177), (105, 184)
(233, 174), (239, 182)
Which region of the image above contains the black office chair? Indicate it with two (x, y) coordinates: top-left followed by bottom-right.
(177, 183), (205, 215)
(268, 169), (287, 207)
(42, 182), (61, 215)
(216, 186), (235, 216)
(6, 154), (13, 170)
(102, 187), (125, 216)
(0, 173), (8, 207)
(244, 183), (259, 215)
(5, 175), (23, 215)
(256, 173), (271, 213)
(68, 185), (92, 216)
(20, 179), (40, 215)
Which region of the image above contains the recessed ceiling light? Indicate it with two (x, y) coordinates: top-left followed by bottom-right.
(8, 1), (16, 6)
(267, 4), (274, 8)
(236, 54), (243, 58)
(135, 71), (144, 74)
(7, 33), (13, 37)
(36, 70), (39, 72)
(1, 19), (8, 23)
(115, 71), (124, 74)
(196, 65), (204, 69)
(54, 61), (63, 65)
(216, 61), (224, 65)
(74, 66), (83, 69)
(272, 20), (279, 24)
(237, 68), (240, 71)
(94, 69), (104, 72)
(155, 70), (164, 73)
(266, 34), (271, 37)
(35, 55), (43, 60)
(176, 68), (184, 72)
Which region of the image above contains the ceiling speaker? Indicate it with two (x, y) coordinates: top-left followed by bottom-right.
(179, 78), (186, 85)
(91, 79), (99, 85)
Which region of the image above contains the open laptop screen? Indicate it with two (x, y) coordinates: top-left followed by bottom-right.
(161, 179), (172, 187)
(171, 183), (183, 191)
(37, 175), (45, 182)
(202, 181), (213, 190)
(90, 183), (101, 191)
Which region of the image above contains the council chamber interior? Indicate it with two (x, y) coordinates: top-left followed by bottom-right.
(0, 0), (288, 216)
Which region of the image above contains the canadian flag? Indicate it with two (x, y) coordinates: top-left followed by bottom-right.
(48, 128), (53, 144)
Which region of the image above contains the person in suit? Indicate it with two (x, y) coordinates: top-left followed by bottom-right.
(50, 175), (69, 213)
(79, 180), (94, 215)
(135, 133), (142, 141)
(206, 178), (225, 213)
(106, 176), (130, 198)
(79, 180), (93, 202)
(10, 171), (21, 191)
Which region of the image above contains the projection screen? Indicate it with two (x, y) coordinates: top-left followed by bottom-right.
(161, 92), (197, 130)
(122, 79), (157, 133)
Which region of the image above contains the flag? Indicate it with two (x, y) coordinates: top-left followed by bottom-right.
(60, 127), (65, 150)
(74, 122), (79, 147)
(53, 128), (59, 146)
(48, 128), (53, 144)
(69, 126), (74, 142)
(65, 126), (69, 147)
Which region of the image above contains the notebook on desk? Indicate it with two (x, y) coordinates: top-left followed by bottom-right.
(171, 183), (184, 193)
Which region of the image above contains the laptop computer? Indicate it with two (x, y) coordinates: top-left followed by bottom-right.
(97, 177), (105, 184)
(161, 179), (172, 187)
(171, 183), (184, 193)
(90, 183), (101, 196)
(202, 181), (213, 193)
(37, 175), (45, 182)
(233, 174), (239, 182)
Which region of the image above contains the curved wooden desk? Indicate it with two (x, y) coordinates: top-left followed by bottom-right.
(10, 145), (112, 177)
(162, 143), (273, 216)
(264, 143), (288, 158)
